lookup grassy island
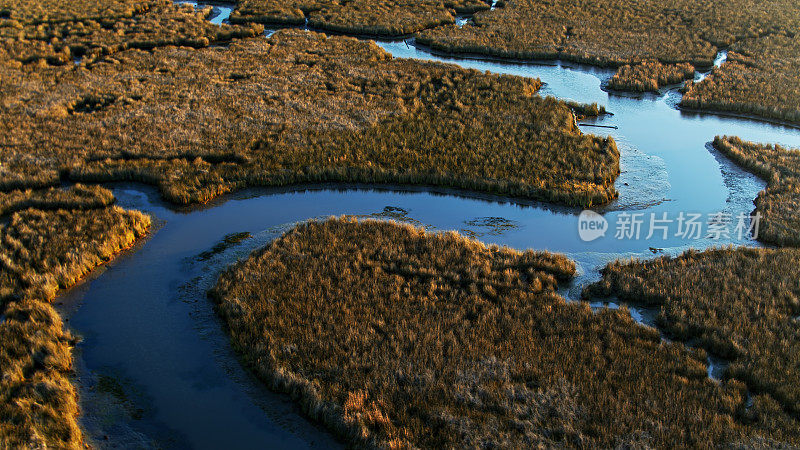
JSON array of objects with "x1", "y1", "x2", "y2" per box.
[
  {"x1": 1, "y1": 29, "x2": 620, "y2": 207},
  {"x1": 210, "y1": 218, "x2": 800, "y2": 448},
  {"x1": 0, "y1": 186, "x2": 150, "y2": 448},
  {"x1": 607, "y1": 60, "x2": 695, "y2": 93}
]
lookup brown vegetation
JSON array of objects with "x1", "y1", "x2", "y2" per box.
[
  {"x1": 682, "y1": 34, "x2": 800, "y2": 124},
  {"x1": 0, "y1": 188, "x2": 150, "y2": 447},
  {"x1": 210, "y1": 218, "x2": 800, "y2": 448},
  {"x1": 231, "y1": 0, "x2": 490, "y2": 36},
  {"x1": 713, "y1": 136, "x2": 800, "y2": 247},
  {"x1": 0, "y1": 184, "x2": 114, "y2": 216},
  {"x1": 0, "y1": 0, "x2": 263, "y2": 65},
  {"x1": 1, "y1": 30, "x2": 620, "y2": 207},
  {"x1": 416, "y1": 0, "x2": 800, "y2": 122},
  {"x1": 608, "y1": 60, "x2": 695, "y2": 93},
  {"x1": 585, "y1": 247, "x2": 800, "y2": 421}
]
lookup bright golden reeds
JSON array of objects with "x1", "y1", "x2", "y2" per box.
[{"x1": 0, "y1": 188, "x2": 151, "y2": 447}]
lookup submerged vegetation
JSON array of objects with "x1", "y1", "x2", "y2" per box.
[
  {"x1": 232, "y1": 0, "x2": 490, "y2": 35},
  {"x1": 585, "y1": 247, "x2": 800, "y2": 421},
  {"x1": 0, "y1": 0, "x2": 263, "y2": 65},
  {"x1": 1, "y1": 30, "x2": 620, "y2": 207},
  {"x1": 415, "y1": 0, "x2": 800, "y2": 123},
  {"x1": 0, "y1": 191, "x2": 150, "y2": 447},
  {"x1": 713, "y1": 136, "x2": 800, "y2": 247},
  {"x1": 210, "y1": 218, "x2": 800, "y2": 448}
]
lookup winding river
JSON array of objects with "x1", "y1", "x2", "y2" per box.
[{"x1": 54, "y1": 3, "x2": 800, "y2": 448}]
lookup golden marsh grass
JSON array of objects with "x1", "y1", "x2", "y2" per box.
[
  {"x1": 210, "y1": 218, "x2": 800, "y2": 447},
  {"x1": 0, "y1": 194, "x2": 150, "y2": 447},
  {"x1": 1, "y1": 30, "x2": 620, "y2": 207}
]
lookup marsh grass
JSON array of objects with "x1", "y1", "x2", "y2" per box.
[
  {"x1": 416, "y1": 0, "x2": 800, "y2": 122},
  {"x1": 231, "y1": 0, "x2": 490, "y2": 36},
  {"x1": 0, "y1": 0, "x2": 263, "y2": 65},
  {"x1": 585, "y1": 247, "x2": 800, "y2": 422},
  {"x1": 682, "y1": 34, "x2": 800, "y2": 125},
  {"x1": 713, "y1": 136, "x2": 800, "y2": 247},
  {"x1": 0, "y1": 184, "x2": 114, "y2": 216},
  {"x1": 0, "y1": 203, "x2": 150, "y2": 447},
  {"x1": 608, "y1": 60, "x2": 695, "y2": 93},
  {"x1": 1, "y1": 30, "x2": 620, "y2": 207},
  {"x1": 210, "y1": 218, "x2": 800, "y2": 447}
]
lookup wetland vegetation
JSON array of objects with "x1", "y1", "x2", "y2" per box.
[
  {"x1": 713, "y1": 136, "x2": 800, "y2": 247},
  {"x1": 210, "y1": 218, "x2": 800, "y2": 448},
  {"x1": 231, "y1": 0, "x2": 491, "y2": 35},
  {"x1": 1, "y1": 29, "x2": 620, "y2": 207},
  {"x1": 0, "y1": 0, "x2": 262, "y2": 65},
  {"x1": 585, "y1": 247, "x2": 800, "y2": 427},
  {"x1": 0, "y1": 188, "x2": 150, "y2": 447},
  {"x1": 415, "y1": 0, "x2": 800, "y2": 123}
]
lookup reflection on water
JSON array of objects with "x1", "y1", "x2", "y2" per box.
[{"x1": 58, "y1": 6, "x2": 800, "y2": 448}]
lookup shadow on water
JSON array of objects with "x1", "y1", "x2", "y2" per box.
[{"x1": 53, "y1": 4, "x2": 800, "y2": 447}]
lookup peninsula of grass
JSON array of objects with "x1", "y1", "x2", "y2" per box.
[
  {"x1": 713, "y1": 136, "x2": 800, "y2": 247},
  {"x1": 415, "y1": 0, "x2": 800, "y2": 123},
  {"x1": 0, "y1": 0, "x2": 263, "y2": 65},
  {"x1": 209, "y1": 217, "x2": 800, "y2": 448},
  {"x1": 1, "y1": 30, "x2": 620, "y2": 207},
  {"x1": 231, "y1": 0, "x2": 490, "y2": 36},
  {"x1": 0, "y1": 191, "x2": 151, "y2": 448}
]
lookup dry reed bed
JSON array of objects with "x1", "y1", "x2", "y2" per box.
[
  {"x1": 584, "y1": 247, "x2": 800, "y2": 422},
  {"x1": 0, "y1": 30, "x2": 620, "y2": 207},
  {"x1": 209, "y1": 217, "x2": 800, "y2": 447},
  {"x1": 0, "y1": 191, "x2": 151, "y2": 447},
  {"x1": 0, "y1": 184, "x2": 114, "y2": 216},
  {"x1": 682, "y1": 34, "x2": 800, "y2": 125},
  {"x1": 415, "y1": 0, "x2": 800, "y2": 122},
  {"x1": 607, "y1": 60, "x2": 695, "y2": 93},
  {"x1": 713, "y1": 136, "x2": 800, "y2": 247},
  {"x1": 0, "y1": 0, "x2": 263, "y2": 65},
  {"x1": 231, "y1": 0, "x2": 490, "y2": 36}
]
